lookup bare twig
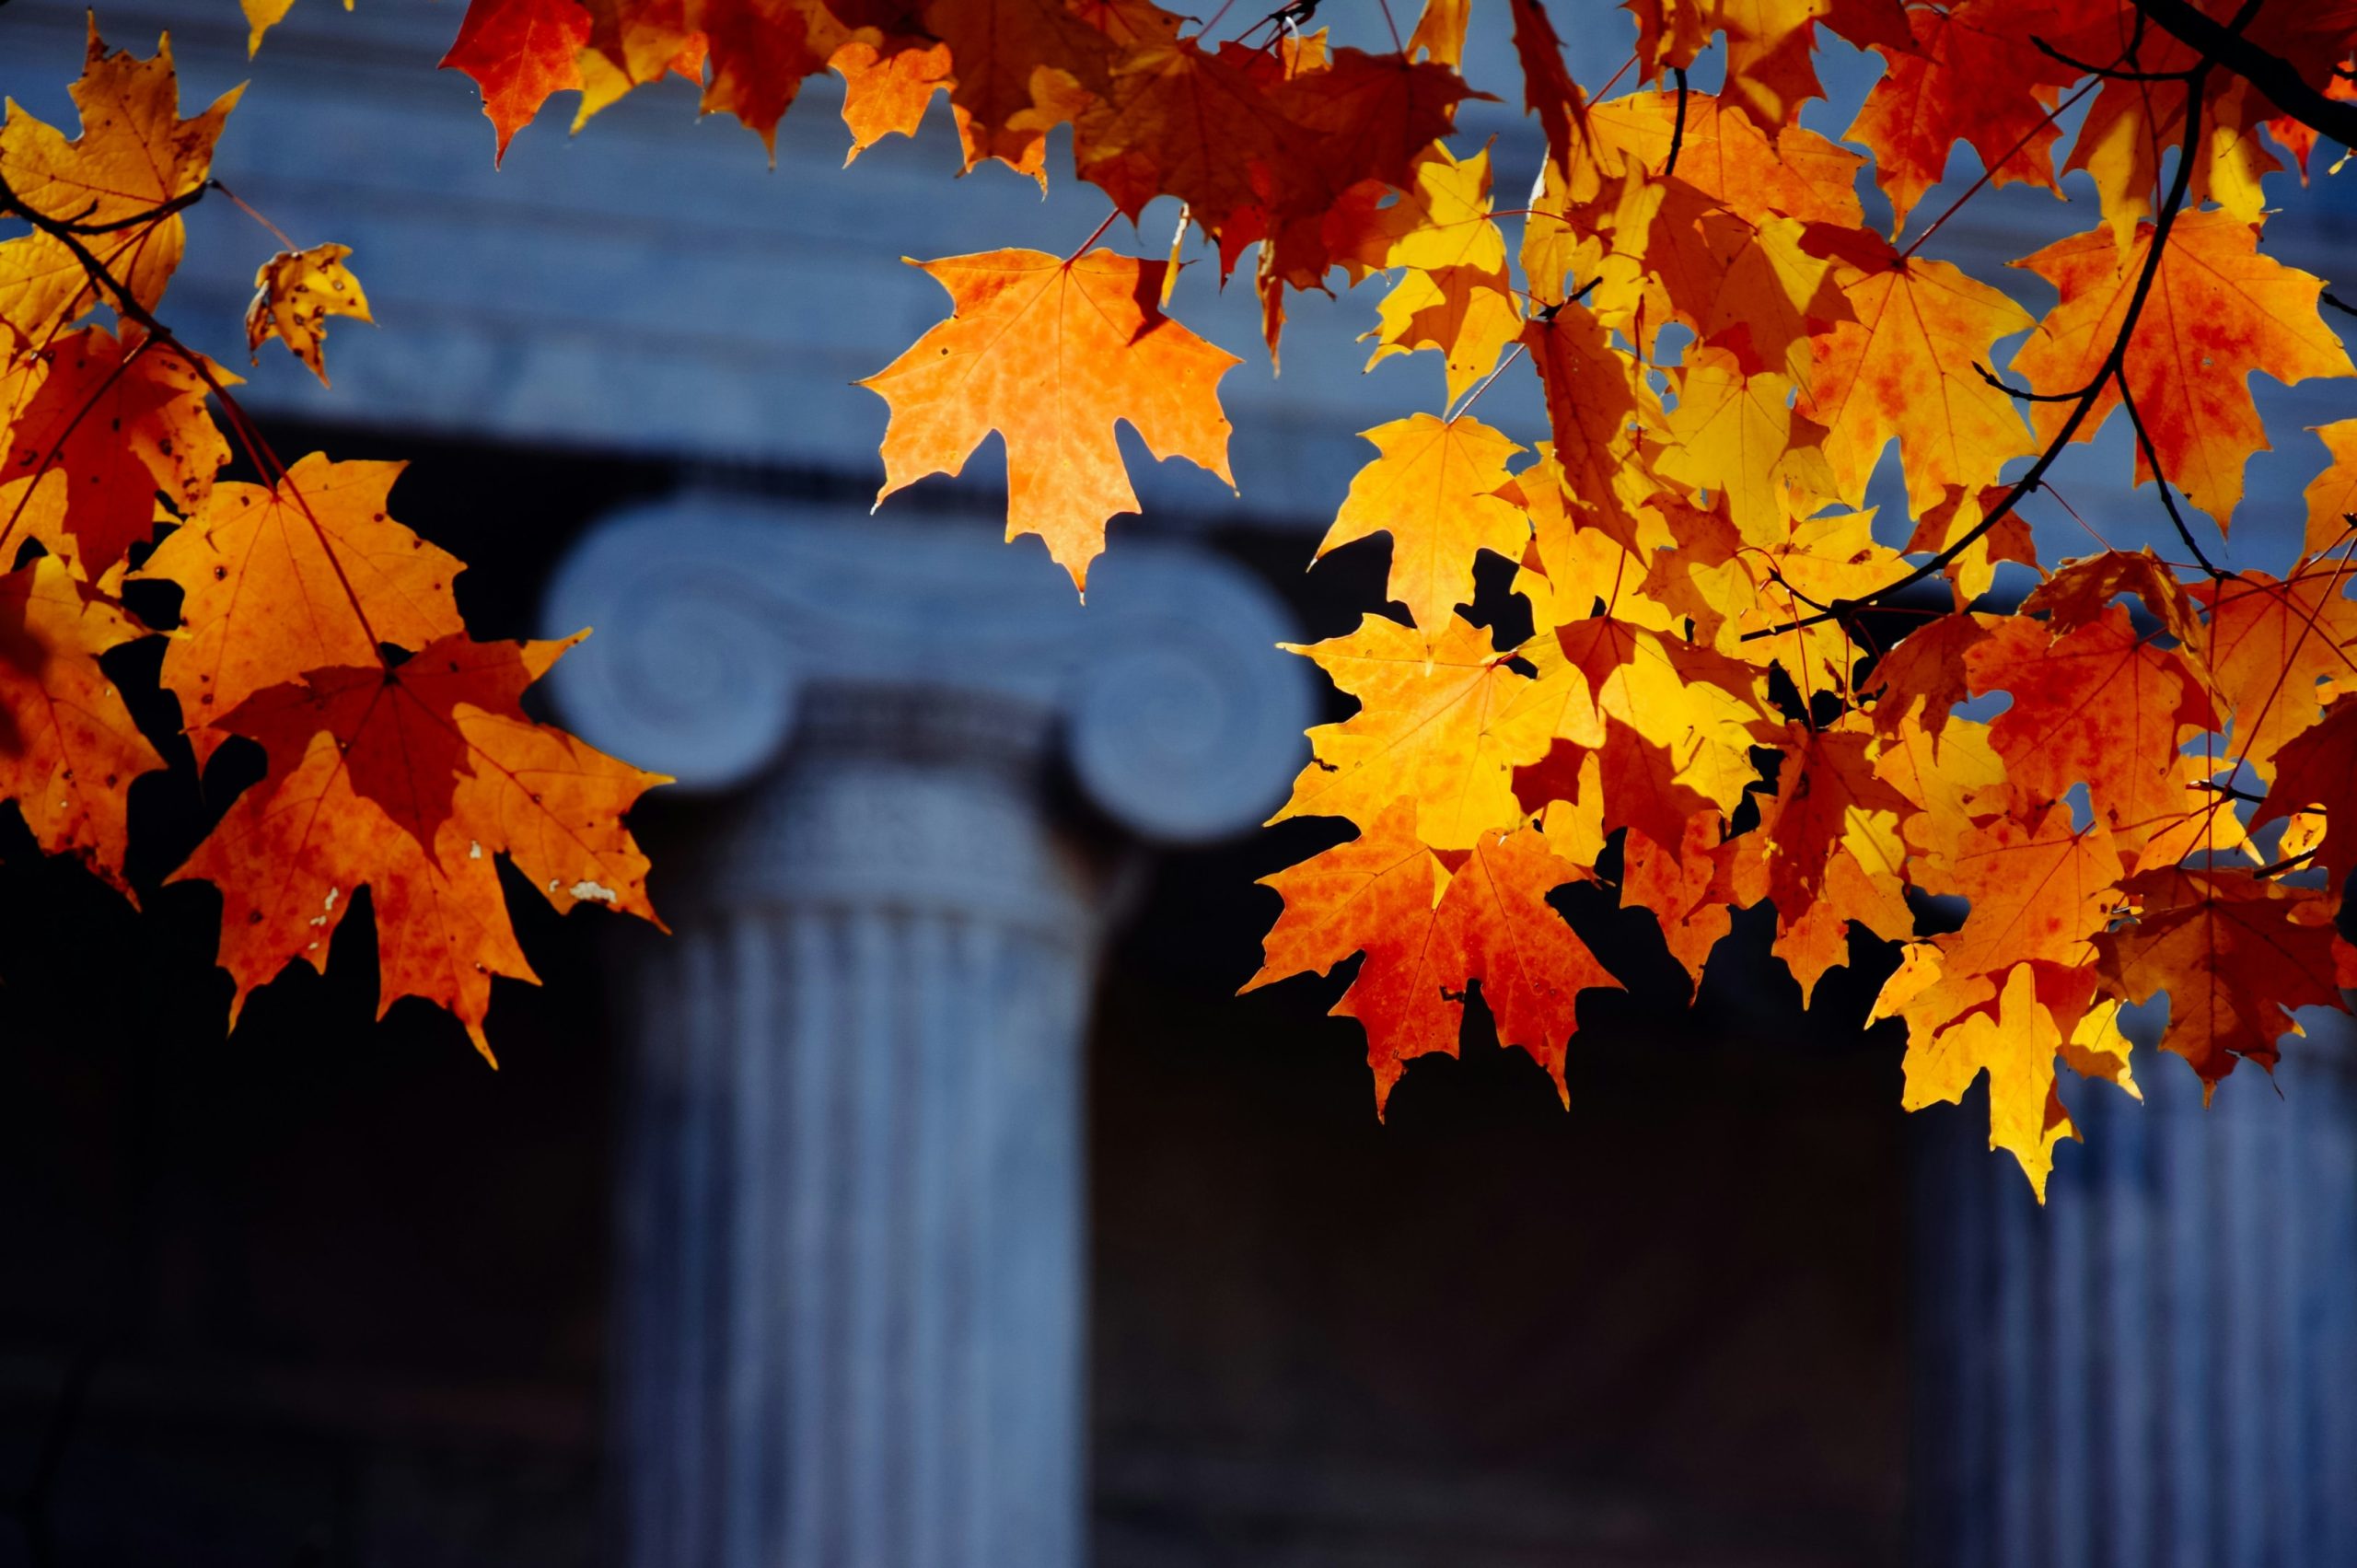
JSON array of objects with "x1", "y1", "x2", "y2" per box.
[
  {"x1": 1662, "y1": 68, "x2": 1689, "y2": 180},
  {"x1": 2253, "y1": 844, "x2": 2322, "y2": 879},
  {"x1": 2032, "y1": 34, "x2": 2195, "y2": 81},
  {"x1": 32, "y1": 182, "x2": 209, "y2": 235},
  {"x1": 1977, "y1": 361, "x2": 2087, "y2": 403},
  {"x1": 1742, "y1": 3, "x2": 2256, "y2": 644},
  {"x1": 2113, "y1": 372, "x2": 2225, "y2": 577},
  {"x1": 2131, "y1": 0, "x2": 2357, "y2": 150}
]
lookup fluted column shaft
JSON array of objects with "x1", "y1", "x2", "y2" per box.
[
  {"x1": 617, "y1": 687, "x2": 1094, "y2": 1568},
  {"x1": 1912, "y1": 1027, "x2": 2357, "y2": 1568},
  {"x1": 543, "y1": 499, "x2": 1310, "y2": 1568}
]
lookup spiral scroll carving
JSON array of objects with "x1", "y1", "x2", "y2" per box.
[
  {"x1": 541, "y1": 493, "x2": 1311, "y2": 842},
  {"x1": 1067, "y1": 548, "x2": 1311, "y2": 842}
]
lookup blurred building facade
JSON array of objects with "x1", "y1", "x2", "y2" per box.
[{"x1": 0, "y1": 3, "x2": 2353, "y2": 1566}]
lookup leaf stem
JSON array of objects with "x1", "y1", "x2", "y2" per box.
[
  {"x1": 1066, "y1": 207, "x2": 1120, "y2": 264},
  {"x1": 1900, "y1": 77, "x2": 2098, "y2": 261}
]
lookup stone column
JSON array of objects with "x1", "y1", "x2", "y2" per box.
[
  {"x1": 1911, "y1": 1019, "x2": 2357, "y2": 1568},
  {"x1": 541, "y1": 496, "x2": 1312, "y2": 1568}
]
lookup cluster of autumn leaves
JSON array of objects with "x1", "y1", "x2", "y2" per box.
[
  {"x1": 0, "y1": 24, "x2": 664, "y2": 1058},
  {"x1": 12, "y1": 0, "x2": 2357, "y2": 1194}
]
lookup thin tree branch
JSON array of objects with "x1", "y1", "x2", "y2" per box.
[
  {"x1": 1662, "y1": 67, "x2": 1689, "y2": 180},
  {"x1": 2131, "y1": 0, "x2": 2357, "y2": 150},
  {"x1": 29, "y1": 182, "x2": 210, "y2": 235},
  {"x1": 2113, "y1": 370, "x2": 2225, "y2": 577},
  {"x1": 2190, "y1": 779, "x2": 2267, "y2": 806},
  {"x1": 1743, "y1": 3, "x2": 2255, "y2": 644},
  {"x1": 2253, "y1": 844, "x2": 2321, "y2": 879},
  {"x1": 1977, "y1": 361, "x2": 2088, "y2": 403},
  {"x1": 2032, "y1": 34, "x2": 2195, "y2": 81}
]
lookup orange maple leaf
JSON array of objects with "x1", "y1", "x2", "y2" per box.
[
  {"x1": 1842, "y1": 0, "x2": 2107, "y2": 233},
  {"x1": 1248, "y1": 800, "x2": 1620, "y2": 1110},
  {"x1": 0, "y1": 518, "x2": 163, "y2": 891},
  {"x1": 136, "y1": 454, "x2": 468, "y2": 763},
  {"x1": 1801, "y1": 228, "x2": 2036, "y2": 521},
  {"x1": 1276, "y1": 612, "x2": 1596, "y2": 850},
  {"x1": 1939, "y1": 802, "x2": 2123, "y2": 980},
  {"x1": 2193, "y1": 566, "x2": 2357, "y2": 779},
  {"x1": 2299, "y1": 418, "x2": 2357, "y2": 562},
  {"x1": 5, "y1": 325, "x2": 233, "y2": 574},
  {"x1": 1964, "y1": 606, "x2": 2219, "y2": 866},
  {"x1": 182, "y1": 633, "x2": 666, "y2": 1059},
  {"x1": 861, "y1": 248, "x2": 1240, "y2": 591},
  {"x1": 1318, "y1": 414, "x2": 1528, "y2": 633},
  {"x1": 0, "y1": 22, "x2": 241, "y2": 343},
  {"x1": 2011, "y1": 210, "x2": 2356, "y2": 527}
]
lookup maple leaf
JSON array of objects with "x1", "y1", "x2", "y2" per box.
[
  {"x1": 1619, "y1": 809, "x2": 1745, "y2": 991},
  {"x1": 861, "y1": 248, "x2": 1240, "y2": 591},
  {"x1": 1874, "y1": 711, "x2": 2006, "y2": 893},
  {"x1": 1353, "y1": 145, "x2": 1522, "y2": 403},
  {"x1": 2010, "y1": 210, "x2": 2356, "y2": 528},
  {"x1": 1516, "y1": 715, "x2": 1713, "y2": 860},
  {"x1": 1755, "y1": 721, "x2": 1913, "y2": 1000},
  {"x1": 1963, "y1": 606, "x2": 2219, "y2": 867},
  {"x1": 2019, "y1": 548, "x2": 2212, "y2": 678},
  {"x1": 1938, "y1": 802, "x2": 2123, "y2": 981},
  {"x1": 1519, "y1": 300, "x2": 1657, "y2": 554},
  {"x1": 242, "y1": 0, "x2": 304, "y2": 56},
  {"x1": 2096, "y1": 868, "x2": 2353, "y2": 1096},
  {"x1": 1508, "y1": 0, "x2": 1595, "y2": 213},
  {"x1": 572, "y1": 0, "x2": 710, "y2": 130},
  {"x1": 1625, "y1": 0, "x2": 1831, "y2": 129},
  {"x1": 926, "y1": 0, "x2": 1120, "y2": 177},
  {"x1": 1585, "y1": 89, "x2": 1864, "y2": 226},
  {"x1": 1274, "y1": 612, "x2": 1597, "y2": 850},
  {"x1": 1407, "y1": 0, "x2": 1470, "y2": 66},
  {"x1": 1703, "y1": 507, "x2": 1901, "y2": 701},
  {"x1": 245, "y1": 244, "x2": 373, "y2": 386},
  {"x1": 2299, "y1": 418, "x2": 2357, "y2": 562},
  {"x1": 1696, "y1": 212, "x2": 1851, "y2": 385},
  {"x1": 1248, "y1": 799, "x2": 1620, "y2": 1109},
  {"x1": 833, "y1": 39, "x2": 955, "y2": 160},
  {"x1": 2055, "y1": 3, "x2": 2357, "y2": 250},
  {"x1": 1800, "y1": 227, "x2": 2037, "y2": 522},
  {"x1": 181, "y1": 633, "x2": 666, "y2": 1058},
  {"x1": 1318, "y1": 414, "x2": 1528, "y2": 633},
  {"x1": 2193, "y1": 566, "x2": 2357, "y2": 779},
  {"x1": 136, "y1": 454, "x2": 468, "y2": 763},
  {"x1": 702, "y1": 0, "x2": 865, "y2": 156},
  {"x1": 2256, "y1": 694, "x2": 2357, "y2": 892},
  {"x1": 1890, "y1": 959, "x2": 2081, "y2": 1199},
  {"x1": 1868, "y1": 613, "x2": 1996, "y2": 739},
  {"x1": 1655, "y1": 347, "x2": 1837, "y2": 541},
  {"x1": 2265, "y1": 69, "x2": 2357, "y2": 180},
  {"x1": 1551, "y1": 615, "x2": 1771, "y2": 821},
  {"x1": 0, "y1": 502, "x2": 163, "y2": 891},
  {"x1": 0, "y1": 23, "x2": 241, "y2": 343},
  {"x1": 4, "y1": 325, "x2": 233, "y2": 575},
  {"x1": 1843, "y1": 0, "x2": 2107, "y2": 234},
  {"x1": 441, "y1": 0, "x2": 594, "y2": 162}
]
